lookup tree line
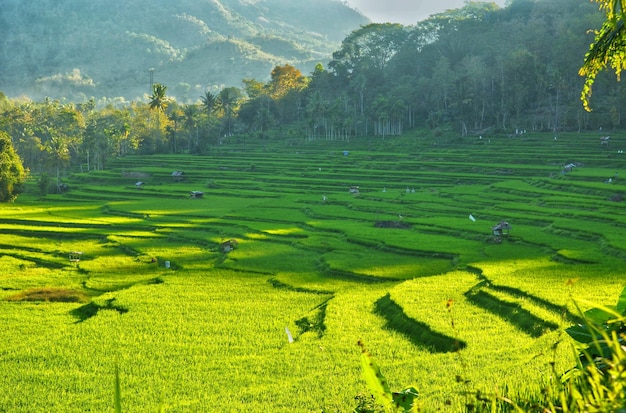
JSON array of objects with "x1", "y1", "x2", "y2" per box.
[{"x1": 0, "y1": 0, "x2": 623, "y2": 198}]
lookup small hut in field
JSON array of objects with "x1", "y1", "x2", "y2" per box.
[
  {"x1": 491, "y1": 221, "x2": 511, "y2": 243},
  {"x1": 172, "y1": 171, "x2": 185, "y2": 182},
  {"x1": 69, "y1": 251, "x2": 82, "y2": 264},
  {"x1": 221, "y1": 239, "x2": 238, "y2": 253}
]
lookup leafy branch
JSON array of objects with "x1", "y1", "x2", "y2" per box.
[{"x1": 580, "y1": 0, "x2": 626, "y2": 111}]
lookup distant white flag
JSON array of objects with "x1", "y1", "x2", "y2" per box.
[
  {"x1": 469, "y1": 214, "x2": 476, "y2": 222},
  {"x1": 285, "y1": 327, "x2": 294, "y2": 343}
]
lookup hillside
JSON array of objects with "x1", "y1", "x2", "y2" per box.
[{"x1": 0, "y1": 0, "x2": 369, "y2": 102}]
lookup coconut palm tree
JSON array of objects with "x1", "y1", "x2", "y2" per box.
[
  {"x1": 44, "y1": 134, "x2": 70, "y2": 192},
  {"x1": 200, "y1": 91, "x2": 217, "y2": 116},
  {"x1": 183, "y1": 104, "x2": 200, "y2": 152},
  {"x1": 148, "y1": 83, "x2": 169, "y2": 150},
  {"x1": 149, "y1": 83, "x2": 168, "y2": 113},
  {"x1": 216, "y1": 87, "x2": 243, "y2": 137}
]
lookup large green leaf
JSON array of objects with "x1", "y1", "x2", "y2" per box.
[
  {"x1": 566, "y1": 287, "x2": 625, "y2": 345},
  {"x1": 583, "y1": 307, "x2": 613, "y2": 325},
  {"x1": 393, "y1": 387, "x2": 419, "y2": 412},
  {"x1": 358, "y1": 340, "x2": 393, "y2": 408},
  {"x1": 565, "y1": 323, "x2": 596, "y2": 344}
]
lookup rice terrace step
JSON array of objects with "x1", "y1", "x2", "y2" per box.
[{"x1": 0, "y1": 132, "x2": 624, "y2": 411}]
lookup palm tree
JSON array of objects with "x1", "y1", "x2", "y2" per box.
[
  {"x1": 148, "y1": 83, "x2": 169, "y2": 149},
  {"x1": 183, "y1": 104, "x2": 200, "y2": 152},
  {"x1": 168, "y1": 109, "x2": 183, "y2": 154},
  {"x1": 149, "y1": 83, "x2": 168, "y2": 113},
  {"x1": 305, "y1": 91, "x2": 327, "y2": 141},
  {"x1": 200, "y1": 91, "x2": 217, "y2": 116},
  {"x1": 216, "y1": 87, "x2": 242, "y2": 137},
  {"x1": 44, "y1": 134, "x2": 70, "y2": 192}
]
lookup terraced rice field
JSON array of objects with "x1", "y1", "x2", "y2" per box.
[{"x1": 0, "y1": 131, "x2": 624, "y2": 411}]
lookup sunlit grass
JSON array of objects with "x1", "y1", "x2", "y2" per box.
[
  {"x1": 0, "y1": 133, "x2": 625, "y2": 411},
  {"x1": 324, "y1": 249, "x2": 451, "y2": 280}
]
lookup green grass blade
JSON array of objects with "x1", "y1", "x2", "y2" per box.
[{"x1": 114, "y1": 364, "x2": 122, "y2": 413}]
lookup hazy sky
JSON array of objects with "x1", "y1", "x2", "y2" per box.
[{"x1": 345, "y1": 0, "x2": 508, "y2": 26}]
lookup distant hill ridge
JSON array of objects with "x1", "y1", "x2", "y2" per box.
[{"x1": 0, "y1": 0, "x2": 369, "y2": 102}]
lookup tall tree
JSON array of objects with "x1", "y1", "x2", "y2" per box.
[
  {"x1": 167, "y1": 107, "x2": 183, "y2": 154},
  {"x1": 328, "y1": 23, "x2": 409, "y2": 133},
  {"x1": 82, "y1": 107, "x2": 131, "y2": 171},
  {"x1": 242, "y1": 79, "x2": 266, "y2": 100},
  {"x1": 268, "y1": 65, "x2": 308, "y2": 100},
  {"x1": 43, "y1": 134, "x2": 70, "y2": 192},
  {"x1": 147, "y1": 84, "x2": 170, "y2": 152},
  {"x1": 199, "y1": 91, "x2": 219, "y2": 150},
  {"x1": 0, "y1": 130, "x2": 27, "y2": 202},
  {"x1": 182, "y1": 104, "x2": 200, "y2": 152},
  {"x1": 149, "y1": 83, "x2": 169, "y2": 113},
  {"x1": 216, "y1": 87, "x2": 243, "y2": 137},
  {"x1": 267, "y1": 65, "x2": 308, "y2": 124},
  {"x1": 200, "y1": 91, "x2": 217, "y2": 116}
]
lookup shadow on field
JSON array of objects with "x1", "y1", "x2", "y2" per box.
[
  {"x1": 464, "y1": 287, "x2": 559, "y2": 337},
  {"x1": 267, "y1": 278, "x2": 333, "y2": 295},
  {"x1": 374, "y1": 293, "x2": 466, "y2": 353},
  {"x1": 268, "y1": 278, "x2": 332, "y2": 340},
  {"x1": 70, "y1": 298, "x2": 128, "y2": 322},
  {"x1": 0, "y1": 249, "x2": 66, "y2": 269},
  {"x1": 295, "y1": 300, "x2": 329, "y2": 338},
  {"x1": 486, "y1": 282, "x2": 583, "y2": 325}
]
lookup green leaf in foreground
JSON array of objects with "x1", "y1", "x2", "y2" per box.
[
  {"x1": 566, "y1": 286, "x2": 626, "y2": 346},
  {"x1": 392, "y1": 387, "x2": 419, "y2": 411},
  {"x1": 358, "y1": 340, "x2": 393, "y2": 408},
  {"x1": 358, "y1": 340, "x2": 418, "y2": 411}
]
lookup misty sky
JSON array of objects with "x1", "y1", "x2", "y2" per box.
[{"x1": 345, "y1": 0, "x2": 508, "y2": 25}]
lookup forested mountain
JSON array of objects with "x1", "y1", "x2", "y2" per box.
[{"x1": 0, "y1": 0, "x2": 369, "y2": 102}]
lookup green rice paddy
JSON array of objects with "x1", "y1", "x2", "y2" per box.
[{"x1": 0, "y1": 131, "x2": 624, "y2": 411}]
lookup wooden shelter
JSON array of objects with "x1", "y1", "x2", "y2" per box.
[
  {"x1": 172, "y1": 171, "x2": 185, "y2": 182},
  {"x1": 221, "y1": 239, "x2": 238, "y2": 253},
  {"x1": 189, "y1": 191, "x2": 204, "y2": 199},
  {"x1": 491, "y1": 221, "x2": 511, "y2": 243},
  {"x1": 69, "y1": 251, "x2": 82, "y2": 263}
]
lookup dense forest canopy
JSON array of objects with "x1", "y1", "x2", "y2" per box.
[{"x1": 0, "y1": 0, "x2": 623, "y2": 190}]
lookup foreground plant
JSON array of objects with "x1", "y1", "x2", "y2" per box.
[
  {"x1": 354, "y1": 286, "x2": 626, "y2": 413},
  {"x1": 357, "y1": 340, "x2": 419, "y2": 412},
  {"x1": 557, "y1": 286, "x2": 626, "y2": 412}
]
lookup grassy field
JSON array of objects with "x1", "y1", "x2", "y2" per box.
[{"x1": 0, "y1": 130, "x2": 625, "y2": 412}]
